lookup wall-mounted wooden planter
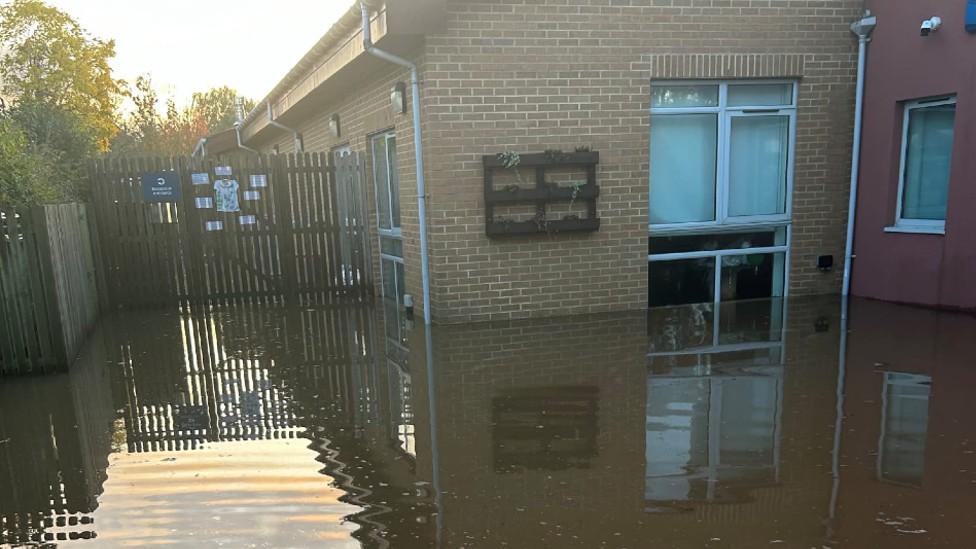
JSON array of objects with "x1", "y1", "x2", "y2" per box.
[{"x1": 483, "y1": 151, "x2": 601, "y2": 237}]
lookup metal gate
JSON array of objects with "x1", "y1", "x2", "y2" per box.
[{"x1": 89, "y1": 153, "x2": 373, "y2": 309}]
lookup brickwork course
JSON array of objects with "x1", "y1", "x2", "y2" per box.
[{"x1": 230, "y1": 0, "x2": 866, "y2": 323}]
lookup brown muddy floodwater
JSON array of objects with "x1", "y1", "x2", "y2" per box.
[{"x1": 1, "y1": 297, "x2": 975, "y2": 548}]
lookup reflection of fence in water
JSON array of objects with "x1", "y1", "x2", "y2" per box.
[
  {"x1": 0, "y1": 343, "x2": 114, "y2": 545},
  {"x1": 115, "y1": 303, "x2": 378, "y2": 453}
]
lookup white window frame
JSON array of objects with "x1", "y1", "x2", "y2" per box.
[
  {"x1": 647, "y1": 225, "x2": 792, "y2": 305},
  {"x1": 371, "y1": 131, "x2": 405, "y2": 305},
  {"x1": 891, "y1": 96, "x2": 956, "y2": 234},
  {"x1": 371, "y1": 131, "x2": 401, "y2": 239},
  {"x1": 649, "y1": 80, "x2": 798, "y2": 234},
  {"x1": 876, "y1": 372, "x2": 931, "y2": 487}
]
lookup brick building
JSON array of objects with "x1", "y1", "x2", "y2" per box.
[{"x1": 208, "y1": 0, "x2": 864, "y2": 323}]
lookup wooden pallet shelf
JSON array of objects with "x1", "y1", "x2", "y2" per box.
[{"x1": 483, "y1": 151, "x2": 601, "y2": 237}]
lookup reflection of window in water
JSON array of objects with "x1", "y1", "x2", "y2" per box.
[
  {"x1": 878, "y1": 373, "x2": 931, "y2": 487},
  {"x1": 645, "y1": 373, "x2": 781, "y2": 504},
  {"x1": 388, "y1": 363, "x2": 416, "y2": 458},
  {"x1": 648, "y1": 298, "x2": 785, "y2": 376}
]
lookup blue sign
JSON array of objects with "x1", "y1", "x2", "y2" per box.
[{"x1": 142, "y1": 171, "x2": 182, "y2": 202}]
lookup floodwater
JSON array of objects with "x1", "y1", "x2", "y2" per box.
[{"x1": 1, "y1": 297, "x2": 975, "y2": 548}]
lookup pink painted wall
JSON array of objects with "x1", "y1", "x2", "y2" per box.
[{"x1": 852, "y1": 0, "x2": 976, "y2": 309}]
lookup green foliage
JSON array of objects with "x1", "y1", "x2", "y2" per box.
[
  {"x1": 0, "y1": 0, "x2": 124, "y2": 151},
  {"x1": 0, "y1": 116, "x2": 58, "y2": 209},
  {"x1": 113, "y1": 76, "x2": 253, "y2": 156},
  {"x1": 9, "y1": 100, "x2": 95, "y2": 200},
  {"x1": 192, "y1": 86, "x2": 256, "y2": 133}
]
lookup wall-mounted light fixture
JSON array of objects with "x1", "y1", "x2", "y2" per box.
[
  {"x1": 329, "y1": 113, "x2": 341, "y2": 138},
  {"x1": 391, "y1": 82, "x2": 407, "y2": 115}
]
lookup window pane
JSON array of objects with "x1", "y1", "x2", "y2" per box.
[
  {"x1": 380, "y1": 236, "x2": 403, "y2": 258},
  {"x1": 649, "y1": 228, "x2": 785, "y2": 255},
  {"x1": 372, "y1": 136, "x2": 391, "y2": 230},
  {"x1": 727, "y1": 84, "x2": 793, "y2": 107},
  {"x1": 382, "y1": 257, "x2": 397, "y2": 300},
  {"x1": 728, "y1": 115, "x2": 789, "y2": 217},
  {"x1": 652, "y1": 84, "x2": 719, "y2": 108},
  {"x1": 386, "y1": 136, "x2": 402, "y2": 228},
  {"x1": 720, "y1": 252, "x2": 786, "y2": 302},
  {"x1": 717, "y1": 297, "x2": 785, "y2": 345},
  {"x1": 649, "y1": 257, "x2": 716, "y2": 307},
  {"x1": 395, "y1": 261, "x2": 406, "y2": 303},
  {"x1": 650, "y1": 114, "x2": 718, "y2": 224},
  {"x1": 902, "y1": 104, "x2": 955, "y2": 221}
]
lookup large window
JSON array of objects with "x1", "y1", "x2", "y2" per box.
[
  {"x1": 650, "y1": 81, "x2": 795, "y2": 228},
  {"x1": 893, "y1": 97, "x2": 956, "y2": 233},
  {"x1": 371, "y1": 131, "x2": 405, "y2": 305},
  {"x1": 649, "y1": 82, "x2": 795, "y2": 308}
]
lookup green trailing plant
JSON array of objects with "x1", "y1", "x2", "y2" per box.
[
  {"x1": 497, "y1": 151, "x2": 524, "y2": 186},
  {"x1": 574, "y1": 145, "x2": 591, "y2": 153},
  {"x1": 568, "y1": 182, "x2": 583, "y2": 211}
]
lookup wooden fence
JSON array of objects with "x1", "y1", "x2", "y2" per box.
[
  {"x1": 0, "y1": 204, "x2": 99, "y2": 375},
  {"x1": 89, "y1": 153, "x2": 372, "y2": 310}
]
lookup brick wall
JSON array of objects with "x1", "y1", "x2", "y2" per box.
[
  {"x1": 421, "y1": 0, "x2": 862, "y2": 322},
  {"x1": 257, "y1": 0, "x2": 863, "y2": 323}
]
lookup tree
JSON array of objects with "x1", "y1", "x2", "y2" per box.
[
  {"x1": 113, "y1": 77, "x2": 253, "y2": 156},
  {"x1": 0, "y1": 115, "x2": 58, "y2": 209},
  {"x1": 0, "y1": 0, "x2": 124, "y2": 151},
  {"x1": 9, "y1": 100, "x2": 96, "y2": 200},
  {"x1": 192, "y1": 86, "x2": 255, "y2": 133}
]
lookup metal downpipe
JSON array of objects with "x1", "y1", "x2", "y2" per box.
[{"x1": 360, "y1": 2, "x2": 433, "y2": 326}]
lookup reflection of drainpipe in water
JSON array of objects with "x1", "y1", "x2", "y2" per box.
[
  {"x1": 360, "y1": 1, "x2": 432, "y2": 326},
  {"x1": 266, "y1": 102, "x2": 304, "y2": 153}
]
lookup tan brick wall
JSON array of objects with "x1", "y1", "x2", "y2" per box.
[
  {"x1": 420, "y1": 0, "x2": 862, "y2": 322},
  {"x1": 256, "y1": 0, "x2": 863, "y2": 323}
]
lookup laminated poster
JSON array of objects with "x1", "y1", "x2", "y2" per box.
[{"x1": 250, "y1": 174, "x2": 268, "y2": 188}]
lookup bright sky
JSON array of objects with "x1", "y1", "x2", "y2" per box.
[{"x1": 44, "y1": 0, "x2": 353, "y2": 107}]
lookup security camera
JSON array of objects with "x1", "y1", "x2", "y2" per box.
[{"x1": 920, "y1": 16, "x2": 942, "y2": 36}]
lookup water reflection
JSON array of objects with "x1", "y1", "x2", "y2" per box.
[{"x1": 1, "y1": 297, "x2": 975, "y2": 547}]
